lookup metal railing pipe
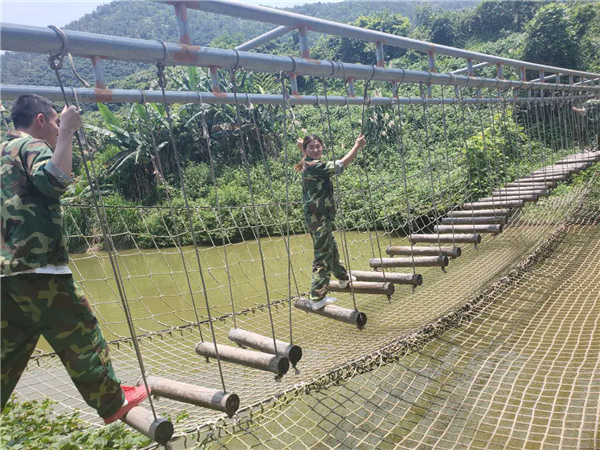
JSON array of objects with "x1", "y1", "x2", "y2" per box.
[
  {"x1": 173, "y1": 0, "x2": 600, "y2": 78},
  {"x1": 0, "y1": 84, "x2": 589, "y2": 106},
  {"x1": 451, "y1": 62, "x2": 488, "y2": 75},
  {"x1": 2, "y1": 24, "x2": 598, "y2": 93},
  {"x1": 236, "y1": 26, "x2": 293, "y2": 51}
]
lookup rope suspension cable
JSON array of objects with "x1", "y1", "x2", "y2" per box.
[
  {"x1": 45, "y1": 26, "x2": 159, "y2": 421},
  {"x1": 417, "y1": 82, "x2": 444, "y2": 255},
  {"x1": 439, "y1": 83, "x2": 457, "y2": 249},
  {"x1": 135, "y1": 91, "x2": 209, "y2": 338},
  {"x1": 474, "y1": 83, "x2": 498, "y2": 215},
  {"x1": 246, "y1": 73, "x2": 302, "y2": 304},
  {"x1": 499, "y1": 88, "x2": 521, "y2": 195},
  {"x1": 195, "y1": 95, "x2": 239, "y2": 330},
  {"x1": 318, "y1": 73, "x2": 358, "y2": 310},
  {"x1": 278, "y1": 72, "x2": 298, "y2": 346},
  {"x1": 485, "y1": 87, "x2": 504, "y2": 222},
  {"x1": 357, "y1": 74, "x2": 392, "y2": 272},
  {"x1": 229, "y1": 67, "x2": 280, "y2": 357},
  {"x1": 154, "y1": 58, "x2": 227, "y2": 393},
  {"x1": 454, "y1": 85, "x2": 478, "y2": 232},
  {"x1": 532, "y1": 90, "x2": 549, "y2": 180},
  {"x1": 341, "y1": 66, "x2": 388, "y2": 278},
  {"x1": 393, "y1": 80, "x2": 419, "y2": 281}
]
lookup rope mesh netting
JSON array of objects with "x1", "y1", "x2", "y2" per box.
[{"x1": 9, "y1": 85, "x2": 600, "y2": 449}]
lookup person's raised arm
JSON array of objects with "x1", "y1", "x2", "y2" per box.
[
  {"x1": 51, "y1": 105, "x2": 83, "y2": 176},
  {"x1": 340, "y1": 134, "x2": 366, "y2": 168}
]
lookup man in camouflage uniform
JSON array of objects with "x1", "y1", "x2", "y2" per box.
[
  {"x1": 298, "y1": 134, "x2": 365, "y2": 310},
  {"x1": 1, "y1": 94, "x2": 147, "y2": 424}
]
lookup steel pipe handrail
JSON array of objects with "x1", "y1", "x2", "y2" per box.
[
  {"x1": 236, "y1": 26, "x2": 293, "y2": 51},
  {"x1": 168, "y1": 0, "x2": 600, "y2": 78},
  {"x1": 2, "y1": 24, "x2": 599, "y2": 93},
  {"x1": 451, "y1": 62, "x2": 488, "y2": 75},
  {"x1": 0, "y1": 84, "x2": 591, "y2": 106}
]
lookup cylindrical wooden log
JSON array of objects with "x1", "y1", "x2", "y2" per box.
[
  {"x1": 328, "y1": 280, "x2": 395, "y2": 296},
  {"x1": 493, "y1": 189, "x2": 548, "y2": 196},
  {"x1": 141, "y1": 376, "x2": 239, "y2": 417},
  {"x1": 386, "y1": 245, "x2": 461, "y2": 258},
  {"x1": 195, "y1": 342, "x2": 289, "y2": 377},
  {"x1": 518, "y1": 175, "x2": 568, "y2": 181},
  {"x1": 294, "y1": 298, "x2": 367, "y2": 328},
  {"x1": 228, "y1": 328, "x2": 302, "y2": 366},
  {"x1": 505, "y1": 181, "x2": 556, "y2": 188},
  {"x1": 557, "y1": 158, "x2": 597, "y2": 164},
  {"x1": 434, "y1": 224, "x2": 502, "y2": 234},
  {"x1": 463, "y1": 200, "x2": 523, "y2": 209},
  {"x1": 121, "y1": 406, "x2": 174, "y2": 445},
  {"x1": 448, "y1": 209, "x2": 510, "y2": 217},
  {"x1": 369, "y1": 255, "x2": 448, "y2": 268},
  {"x1": 350, "y1": 269, "x2": 423, "y2": 285},
  {"x1": 410, "y1": 233, "x2": 481, "y2": 244},
  {"x1": 441, "y1": 216, "x2": 505, "y2": 225},
  {"x1": 480, "y1": 194, "x2": 538, "y2": 202}
]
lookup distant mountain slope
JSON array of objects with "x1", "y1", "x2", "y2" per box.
[{"x1": 0, "y1": 0, "x2": 477, "y2": 88}]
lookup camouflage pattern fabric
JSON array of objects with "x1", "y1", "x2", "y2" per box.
[
  {"x1": 1, "y1": 131, "x2": 70, "y2": 276},
  {"x1": 301, "y1": 157, "x2": 348, "y2": 301},
  {"x1": 1, "y1": 273, "x2": 124, "y2": 418},
  {"x1": 309, "y1": 220, "x2": 349, "y2": 301},
  {"x1": 301, "y1": 156, "x2": 344, "y2": 232}
]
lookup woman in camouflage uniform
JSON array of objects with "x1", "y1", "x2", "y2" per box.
[{"x1": 295, "y1": 134, "x2": 366, "y2": 310}]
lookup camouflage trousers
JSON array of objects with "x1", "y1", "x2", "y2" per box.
[
  {"x1": 310, "y1": 220, "x2": 349, "y2": 301},
  {"x1": 1, "y1": 274, "x2": 124, "y2": 418}
]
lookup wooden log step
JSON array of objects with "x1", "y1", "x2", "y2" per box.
[
  {"x1": 493, "y1": 188, "x2": 548, "y2": 195},
  {"x1": 195, "y1": 342, "x2": 289, "y2": 378},
  {"x1": 294, "y1": 298, "x2": 367, "y2": 329},
  {"x1": 228, "y1": 328, "x2": 302, "y2": 366},
  {"x1": 463, "y1": 200, "x2": 523, "y2": 209},
  {"x1": 448, "y1": 209, "x2": 510, "y2": 217},
  {"x1": 350, "y1": 269, "x2": 423, "y2": 285},
  {"x1": 122, "y1": 407, "x2": 174, "y2": 445},
  {"x1": 410, "y1": 233, "x2": 482, "y2": 244},
  {"x1": 518, "y1": 174, "x2": 568, "y2": 181},
  {"x1": 141, "y1": 376, "x2": 239, "y2": 417},
  {"x1": 556, "y1": 158, "x2": 597, "y2": 164},
  {"x1": 488, "y1": 192, "x2": 539, "y2": 200},
  {"x1": 441, "y1": 216, "x2": 506, "y2": 225},
  {"x1": 328, "y1": 280, "x2": 395, "y2": 297},
  {"x1": 505, "y1": 181, "x2": 557, "y2": 188},
  {"x1": 434, "y1": 224, "x2": 502, "y2": 234},
  {"x1": 480, "y1": 194, "x2": 538, "y2": 202},
  {"x1": 386, "y1": 245, "x2": 461, "y2": 258},
  {"x1": 369, "y1": 256, "x2": 448, "y2": 268}
]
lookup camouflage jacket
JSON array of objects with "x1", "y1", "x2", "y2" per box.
[
  {"x1": 1, "y1": 131, "x2": 73, "y2": 276},
  {"x1": 301, "y1": 156, "x2": 344, "y2": 231}
]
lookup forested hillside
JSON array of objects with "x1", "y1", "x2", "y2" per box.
[
  {"x1": 1, "y1": 1, "x2": 599, "y2": 253},
  {"x1": 0, "y1": 0, "x2": 474, "y2": 88}
]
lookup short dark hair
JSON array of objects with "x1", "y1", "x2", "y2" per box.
[{"x1": 11, "y1": 94, "x2": 56, "y2": 129}]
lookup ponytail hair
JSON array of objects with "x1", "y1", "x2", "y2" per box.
[{"x1": 294, "y1": 134, "x2": 324, "y2": 172}]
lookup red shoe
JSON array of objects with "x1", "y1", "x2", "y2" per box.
[{"x1": 103, "y1": 385, "x2": 150, "y2": 425}]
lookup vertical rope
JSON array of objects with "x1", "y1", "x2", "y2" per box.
[
  {"x1": 155, "y1": 62, "x2": 227, "y2": 392},
  {"x1": 137, "y1": 92, "x2": 205, "y2": 340},
  {"x1": 229, "y1": 69, "x2": 280, "y2": 357},
  {"x1": 319, "y1": 75, "x2": 358, "y2": 311},
  {"x1": 47, "y1": 57, "x2": 159, "y2": 420}
]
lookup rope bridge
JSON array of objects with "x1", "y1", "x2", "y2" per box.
[{"x1": 1, "y1": 5, "x2": 600, "y2": 448}]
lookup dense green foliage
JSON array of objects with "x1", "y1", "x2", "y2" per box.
[
  {"x1": 1, "y1": 0, "x2": 599, "y2": 255},
  {"x1": 0, "y1": 397, "x2": 152, "y2": 449}
]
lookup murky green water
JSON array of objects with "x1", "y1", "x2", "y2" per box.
[{"x1": 41, "y1": 230, "x2": 408, "y2": 348}]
